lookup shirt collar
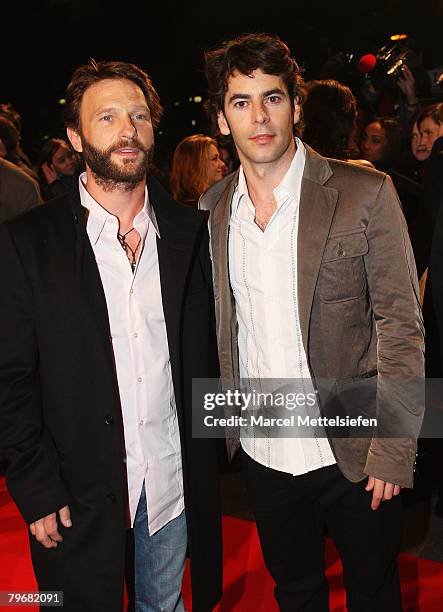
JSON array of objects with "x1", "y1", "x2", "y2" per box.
[
  {"x1": 233, "y1": 137, "x2": 306, "y2": 217},
  {"x1": 78, "y1": 171, "x2": 160, "y2": 244}
]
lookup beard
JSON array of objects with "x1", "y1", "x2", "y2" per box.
[{"x1": 80, "y1": 134, "x2": 154, "y2": 192}]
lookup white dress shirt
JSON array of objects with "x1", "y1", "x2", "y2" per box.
[
  {"x1": 79, "y1": 173, "x2": 184, "y2": 534},
  {"x1": 228, "y1": 140, "x2": 336, "y2": 475}
]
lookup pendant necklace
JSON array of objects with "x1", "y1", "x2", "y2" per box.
[{"x1": 117, "y1": 227, "x2": 141, "y2": 273}]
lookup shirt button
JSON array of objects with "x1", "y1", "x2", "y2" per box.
[
  {"x1": 104, "y1": 415, "x2": 114, "y2": 425},
  {"x1": 130, "y1": 289, "x2": 134, "y2": 294},
  {"x1": 139, "y1": 420, "x2": 144, "y2": 427},
  {"x1": 138, "y1": 377, "x2": 142, "y2": 383},
  {"x1": 133, "y1": 333, "x2": 138, "y2": 339}
]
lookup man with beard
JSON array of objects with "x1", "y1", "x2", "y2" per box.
[{"x1": 0, "y1": 61, "x2": 222, "y2": 611}]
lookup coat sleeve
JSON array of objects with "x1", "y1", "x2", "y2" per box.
[
  {"x1": 362, "y1": 174, "x2": 425, "y2": 488},
  {"x1": 0, "y1": 223, "x2": 70, "y2": 523}
]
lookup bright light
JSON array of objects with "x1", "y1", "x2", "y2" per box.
[
  {"x1": 390, "y1": 34, "x2": 408, "y2": 41},
  {"x1": 174, "y1": 101, "x2": 180, "y2": 107},
  {"x1": 58, "y1": 99, "x2": 66, "y2": 105},
  {"x1": 191, "y1": 120, "x2": 196, "y2": 126},
  {"x1": 193, "y1": 96, "x2": 202, "y2": 103}
]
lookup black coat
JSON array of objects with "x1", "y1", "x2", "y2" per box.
[
  {"x1": 429, "y1": 137, "x2": 443, "y2": 375},
  {"x1": 0, "y1": 177, "x2": 222, "y2": 611}
]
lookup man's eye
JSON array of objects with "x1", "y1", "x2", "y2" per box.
[
  {"x1": 267, "y1": 96, "x2": 281, "y2": 104},
  {"x1": 234, "y1": 100, "x2": 248, "y2": 108},
  {"x1": 101, "y1": 115, "x2": 113, "y2": 122},
  {"x1": 134, "y1": 113, "x2": 149, "y2": 120}
]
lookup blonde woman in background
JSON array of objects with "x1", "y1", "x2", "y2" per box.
[{"x1": 171, "y1": 134, "x2": 226, "y2": 207}]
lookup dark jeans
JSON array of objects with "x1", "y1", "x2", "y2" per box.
[{"x1": 242, "y1": 451, "x2": 403, "y2": 612}]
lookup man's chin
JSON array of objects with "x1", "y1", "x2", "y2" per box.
[{"x1": 90, "y1": 166, "x2": 148, "y2": 191}]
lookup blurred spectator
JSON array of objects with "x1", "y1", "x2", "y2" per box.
[
  {"x1": 411, "y1": 121, "x2": 431, "y2": 164},
  {"x1": 216, "y1": 136, "x2": 239, "y2": 174},
  {"x1": 171, "y1": 134, "x2": 226, "y2": 207},
  {"x1": 395, "y1": 119, "x2": 430, "y2": 188},
  {"x1": 392, "y1": 117, "x2": 431, "y2": 278},
  {"x1": 418, "y1": 103, "x2": 443, "y2": 224},
  {"x1": 360, "y1": 117, "x2": 404, "y2": 171},
  {"x1": 37, "y1": 138, "x2": 79, "y2": 200},
  {"x1": 302, "y1": 79, "x2": 372, "y2": 167},
  {"x1": 0, "y1": 116, "x2": 38, "y2": 182},
  {"x1": 417, "y1": 103, "x2": 443, "y2": 178},
  {"x1": 0, "y1": 157, "x2": 42, "y2": 223},
  {"x1": 0, "y1": 103, "x2": 38, "y2": 179}
]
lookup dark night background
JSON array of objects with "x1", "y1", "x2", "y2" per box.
[{"x1": 3, "y1": 0, "x2": 443, "y2": 163}]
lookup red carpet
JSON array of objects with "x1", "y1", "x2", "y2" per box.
[{"x1": 1, "y1": 478, "x2": 442, "y2": 611}]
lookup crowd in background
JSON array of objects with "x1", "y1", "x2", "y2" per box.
[{"x1": 1, "y1": 43, "x2": 443, "y2": 512}]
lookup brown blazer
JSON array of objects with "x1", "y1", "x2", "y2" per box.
[{"x1": 200, "y1": 144, "x2": 425, "y2": 488}]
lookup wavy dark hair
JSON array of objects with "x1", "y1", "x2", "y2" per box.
[
  {"x1": 64, "y1": 59, "x2": 163, "y2": 131},
  {"x1": 302, "y1": 79, "x2": 357, "y2": 160},
  {"x1": 204, "y1": 33, "x2": 304, "y2": 119}
]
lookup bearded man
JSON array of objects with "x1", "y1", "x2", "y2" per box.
[{"x1": 0, "y1": 60, "x2": 222, "y2": 612}]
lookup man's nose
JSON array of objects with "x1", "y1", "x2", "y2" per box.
[
  {"x1": 252, "y1": 101, "x2": 269, "y2": 124},
  {"x1": 120, "y1": 115, "x2": 137, "y2": 138}
]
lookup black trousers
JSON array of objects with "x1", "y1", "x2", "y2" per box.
[{"x1": 242, "y1": 451, "x2": 403, "y2": 612}]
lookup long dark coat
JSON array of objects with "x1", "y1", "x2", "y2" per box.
[{"x1": 0, "y1": 177, "x2": 222, "y2": 611}]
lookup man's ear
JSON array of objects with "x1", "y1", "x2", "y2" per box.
[
  {"x1": 217, "y1": 111, "x2": 231, "y2": 136},
  {"x1": 293, "y1": 97, "x2": 301, "y2": 126},
  {"x1": 67, "y1": 127, "x2": 83, "y2": 153}
]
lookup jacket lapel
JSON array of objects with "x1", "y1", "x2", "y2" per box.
[
  {"x1": 148, "y1": 177, "x2": 207, "y2": 403},
  {"x1": 298, "y1": 147, "x2": 338, "y2": 355},
  {"x1": 210, "y1": 173, "x2": 239, "y2": 381},
  {"x1": 70, "y1": 187, "x2": 113, "y2": 355}
]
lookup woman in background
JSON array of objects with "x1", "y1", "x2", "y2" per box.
[
  {"x1": 37, "y1": 138, "x2": 79, "y2": 200},
  {"x1": 359, "y1": 117, "x2": 403, "y2": 171},
  {"x1": 302, "y1": 79, "x2": 372, "y2": 167},
  {"x1": 171, "y1": 134, "x2": 226, "y2": 207}
]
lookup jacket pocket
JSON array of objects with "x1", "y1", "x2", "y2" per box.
[{"x1": 318, "y1": 231, "x2": 369, "y2": 303}]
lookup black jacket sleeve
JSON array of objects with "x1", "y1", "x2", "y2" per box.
[{"x1": 0, "y1": 223, "x2": 70, "y2": 523}]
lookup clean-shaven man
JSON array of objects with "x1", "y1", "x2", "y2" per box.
[
  {"x1": 201, "y1": 33, "x2": 424, "y2": 611},
  {"x1": 0, "y1": 60, "x2": 221, "y2": 612}
]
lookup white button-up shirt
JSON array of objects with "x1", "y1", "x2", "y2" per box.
[
  {"x1": 79, "y1": 173, "x2": 184, "y2": 534},
  {"x1": 229, "y1": 140, "x2": 336, "y2": 475}
]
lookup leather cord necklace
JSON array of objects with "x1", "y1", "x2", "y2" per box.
[{"x1": 117, "y1": 227, "x2": 141, "y2": 273}]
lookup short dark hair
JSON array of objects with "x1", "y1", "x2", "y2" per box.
[
  {"x1": 64, "y1": 59, "x2": 163, "y2": 131},
  {"x1": 302, "y1": 80, "x2": 357, "y2": 160},
  {"x1": 416, "y1": 102, "x2": 443, "y2": 128},
  {"x1": 204, "y1": 33, "x2": 304, "y2": 118}
]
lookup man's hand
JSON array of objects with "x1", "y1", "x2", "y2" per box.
[
  {"x1": 365, "y1": 477, "x2": 401, "y2": 510},
  {"x1": 29, "y1": 505, "x2": 72, "y2": 548}
]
